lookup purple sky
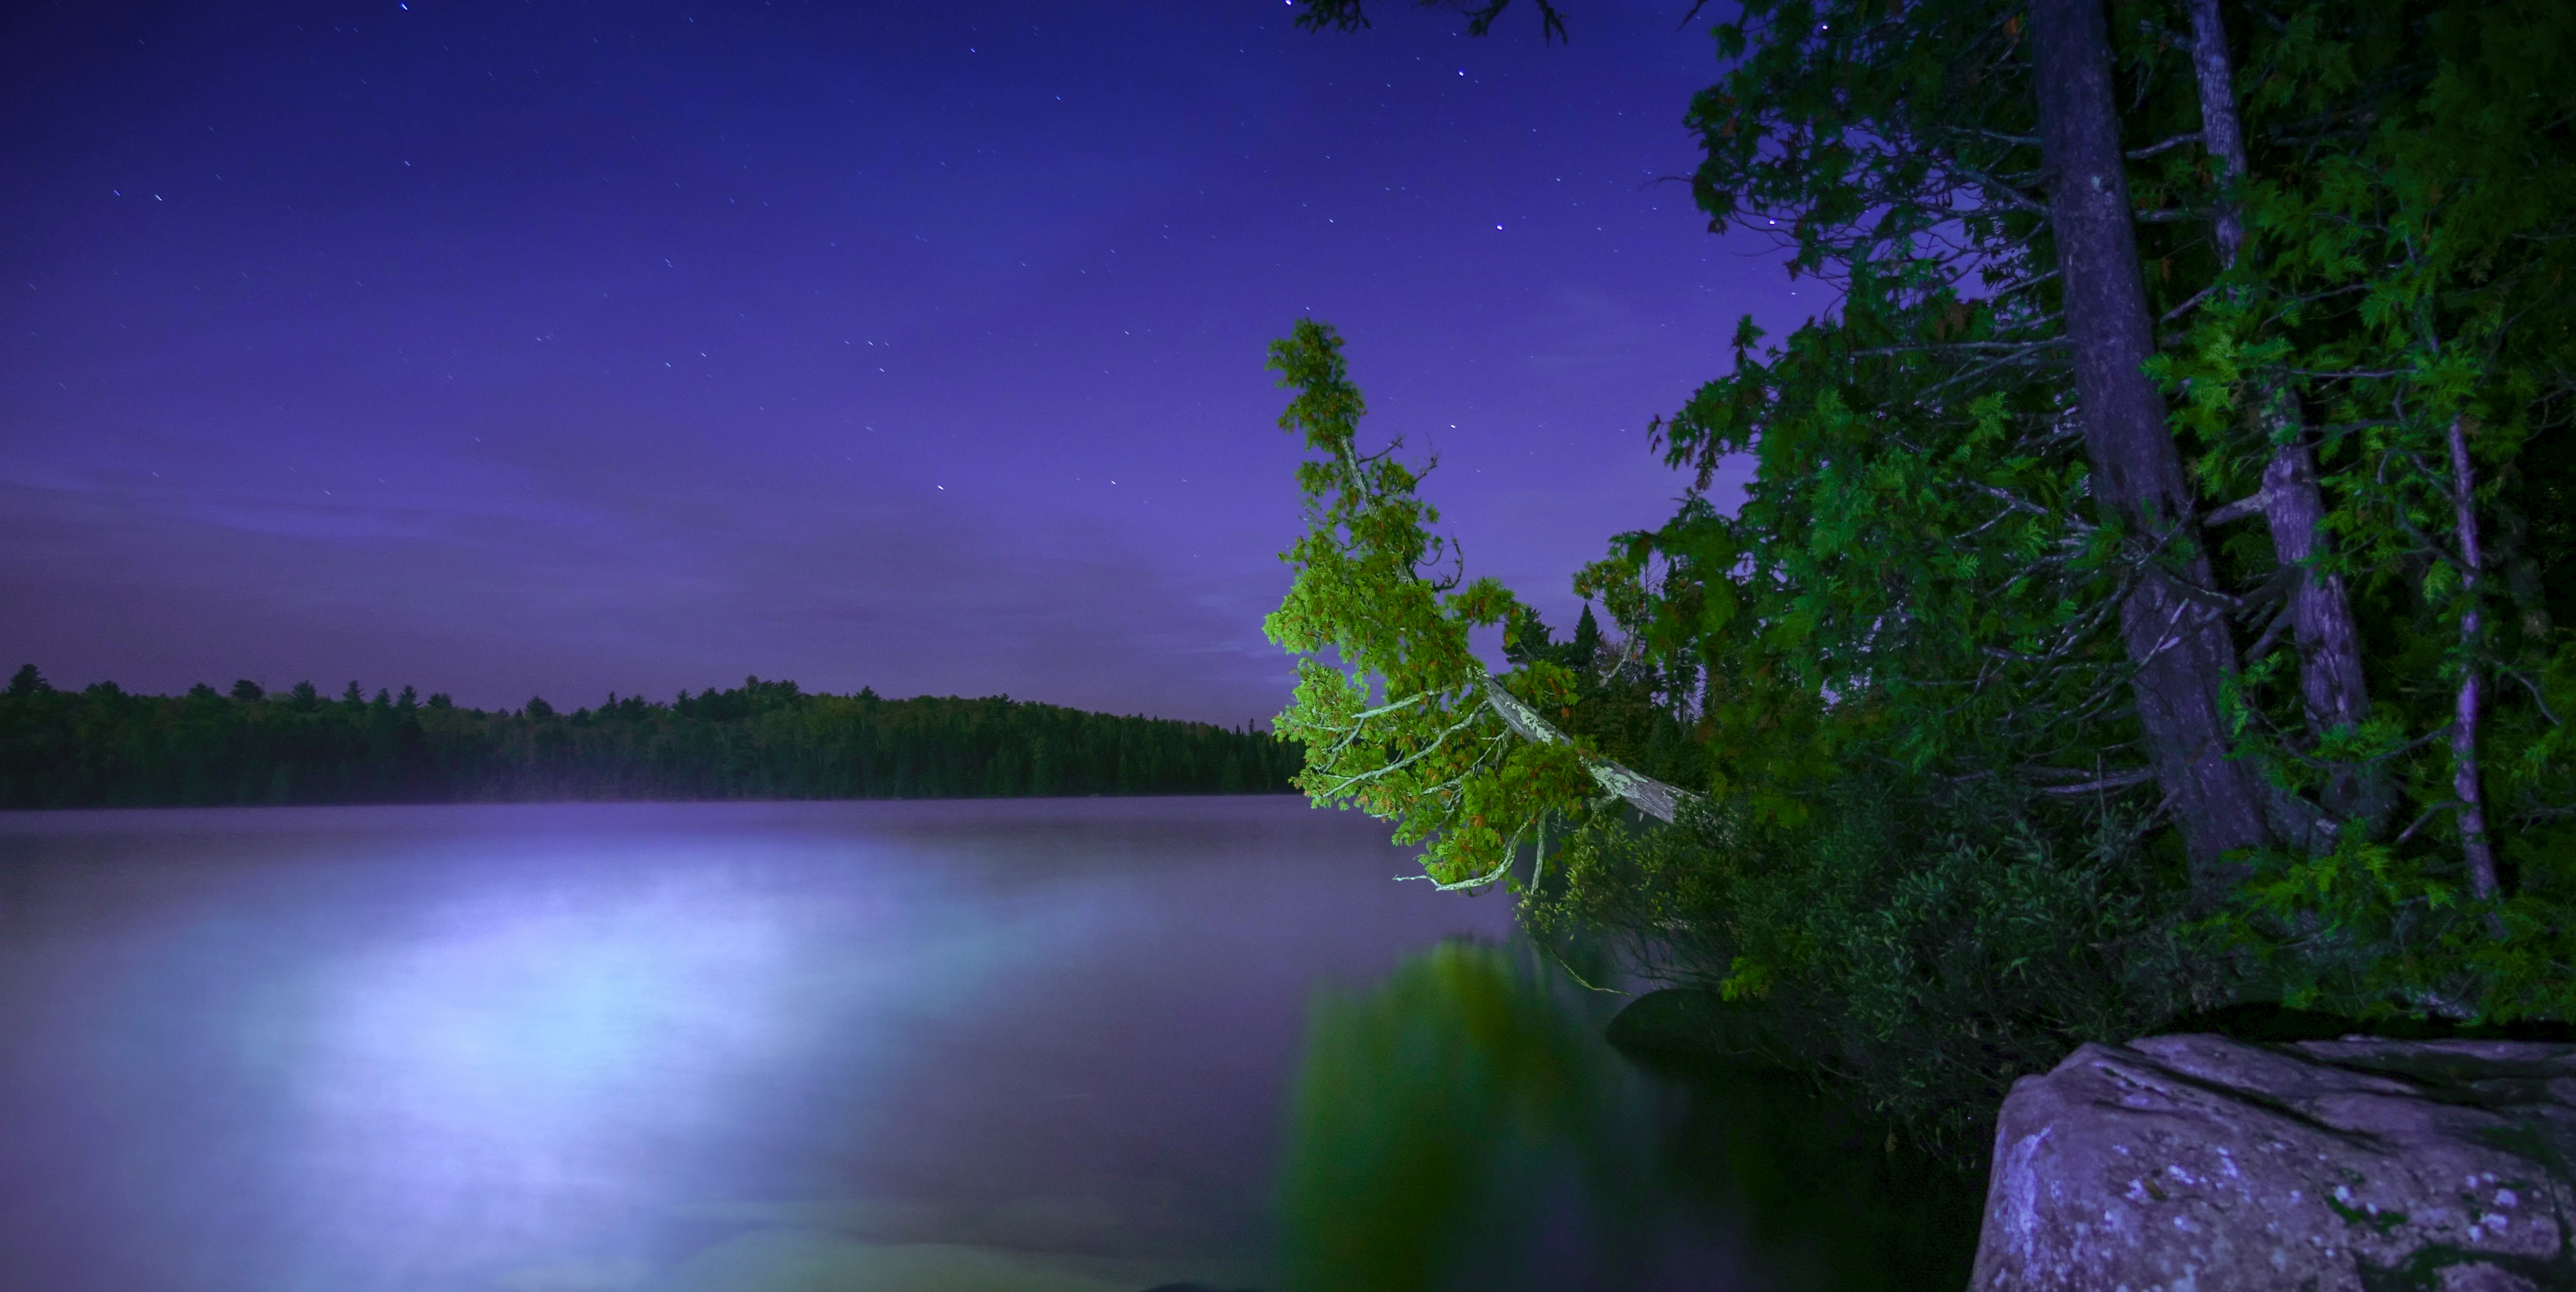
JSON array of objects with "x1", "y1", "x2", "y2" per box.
[{"x1": 2, "y1": 0, "x2": 1796, "y2": 725}]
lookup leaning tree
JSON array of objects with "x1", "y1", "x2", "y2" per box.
[{"x1": 1271, "y1": 0, "x2": 2576, "y2": 1043}]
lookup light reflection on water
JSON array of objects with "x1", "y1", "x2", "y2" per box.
[
  {"x1": 1281, "y1": 940, "x2": 1683, "y2": 1292},
  {"x1": 1277, "y1": 943, "x2": 1979, "y2": 1292},
  {"x1": 0, "y1": 799, "x2": 1514, "y2": 1292},
  {"x1": 0, "y1": 798, "x2": 1970, "y2": 1292}
]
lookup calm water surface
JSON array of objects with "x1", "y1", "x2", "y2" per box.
[{"x1": 0, "y1": 798, "x2": 1972, "y2": 1292}]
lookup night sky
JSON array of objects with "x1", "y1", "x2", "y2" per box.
[{"x1": 3, "y1": 0, "x2": 1795, "y2": 725}]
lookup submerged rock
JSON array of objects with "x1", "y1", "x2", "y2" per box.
[
  {"x1": 1973, "y1": 1034, "x2": 2576, "y2": 1291},
  {"x1": 1603, "y1": 987, "x2": 1802, "y2": 1071}
]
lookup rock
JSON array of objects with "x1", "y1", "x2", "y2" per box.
[
  {"x1": 1972, "y1": 1033, "x2": 2576, "y2": 1291},
  {"x1": 1603, "y1": 987, "x2": 1801, "y2": 1071}
]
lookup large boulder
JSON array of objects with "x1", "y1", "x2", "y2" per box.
[{"x1": 1972, "y1": 1034, "x2": 2576, "y2": 1291}]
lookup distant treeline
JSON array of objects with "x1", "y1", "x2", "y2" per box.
[{"x1": 0, "y1": 665, "x2": 1301, "y2": 809}]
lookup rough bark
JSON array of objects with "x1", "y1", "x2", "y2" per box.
[
  {"x1": 2030, "y1": 0, "x2": 2276, "y2": 886},
  {"x1": 2451, "y1": 418, "x2": 2502, "y2": 901},
  {"x1": 2188, "y1": 0, "x2": 2388, "y2": 834},
  {"x1": 2184, "y1": 0, "x2": 2249, "y2": 259}
]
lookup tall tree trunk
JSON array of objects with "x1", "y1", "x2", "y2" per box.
[
  {"x1": 2030, "y1": 0, "x2": 2276, "y2": 890},
  {"x1": 2448, "y1": 418, "x2": 2502, "y2": 902},
  {"x1": 2186, "y1": 0, "x2": 2389, "y2": 835}
]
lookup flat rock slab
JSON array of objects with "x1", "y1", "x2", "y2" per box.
[{"x1": 1973, "y1": 1034, "x2": 2576, "y2": 1291}]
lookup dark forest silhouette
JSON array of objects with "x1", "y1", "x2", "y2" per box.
[{"x1": 0, "y1": 665, "x2": 1300, "y2": 808}]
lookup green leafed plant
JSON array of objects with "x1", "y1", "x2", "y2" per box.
[
  {"x1": 1263, "y1": 318, "x2": 1691, "y2": 891},
  {"x1": 1271, "y1": 0, "x2": 2576, "y2": 1146}
]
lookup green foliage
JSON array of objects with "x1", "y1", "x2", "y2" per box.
[
  {"x1": 1588, "y1": 0, "x2": 2576, "y2": 1028},
  {"x1": 1456, "y1": 0, "x2": 2211, "y2": 1144},
  {"x1": 1503, "y1": 605, "x2": 1707, "y2": 793},
  {"x1": 1624, "y1": 0, "x2": 2159, "y2": 809},
  {"x1": 0, "y1": 670, "x2": 1300, "y2": 808},
  {"x1": 1533, "y1": 780, "x2": 2228, "y2": 1161},
  {"x1": 2206, "y1": 830, "x2": 2576, "y2": 1024},
  {"x1": 2151, "y1": 0, "x2": 2576, "y2": 1018},
  {"x1": 1275, "y1": 0, "x2": 2576, "y2": 1150},
  {"x1": 1264, "y1": 320, "x2": 1599, "y2": 887}
]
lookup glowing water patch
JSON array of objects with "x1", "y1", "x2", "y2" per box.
[{"x1": 267, "y1": 832, "x2": 1048, "y2": 1287}]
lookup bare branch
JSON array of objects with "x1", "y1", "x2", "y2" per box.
[
  {"x1": 2035, "y1": 767, "x2": 2159, "y2": 795},
  {"x1": 2160, "y1": 279, "x2": 2223, "y2": 324},
  {"x1": 2127, "y1": 130, "x2": 2204, "y2": 160},
  {"x1": 1480, "y1": 670, "x2": 1697, "y2": 823},
  {"x1": 2203, "y1": 491, "x2": 2267, "y2": 527},
  {"x1": 1308, "y1": 701, "x2": 1493, "y2": 796}
]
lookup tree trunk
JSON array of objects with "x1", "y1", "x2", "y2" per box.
[
  {"x1": 2030, "y1": 0, "x2": 2276, "y2": 889},
  {"x1": 2448, "y1": 418, "x2": 2501, "y2": 902},
  {"x1": 2187, "y1": 0, "x2": 2388, "y2": 835},
  {"x1": 1481, "y1": 671, "x2": 1694, "y2": 823},
  {"x1": 2258, "y1": 442, "x2": 2386, "y2": 830},
  {"x1": 2185, "y1": 0, "x2": 2249, "y2": 260}
]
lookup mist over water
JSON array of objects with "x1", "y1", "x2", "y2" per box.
[{"x1": 0, "y1": 798, "x2": 1969, "y2": 1292}]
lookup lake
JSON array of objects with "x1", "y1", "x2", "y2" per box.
[{"x1": 0, "y1": 797, "x2": 1976, "y2": 1292}]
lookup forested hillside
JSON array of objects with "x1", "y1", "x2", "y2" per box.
[{"x1": 0, "y1": 666, "x2": 1299, "y2": 808}]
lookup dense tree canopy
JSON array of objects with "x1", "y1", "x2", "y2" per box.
[
  {"x1": 0, "y1": 666, "x2": 1298, "y2": 808},
  {"x1": 1272, "y1": 0, "x2": 2576, "y2": 1148}
]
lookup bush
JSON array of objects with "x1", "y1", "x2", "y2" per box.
[{"x1": 1534, "y1": 779, "x2": 2240, "y2": 1163}]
